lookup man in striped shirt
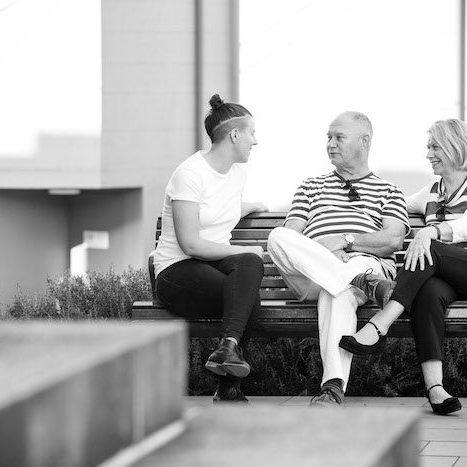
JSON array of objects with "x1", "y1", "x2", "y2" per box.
[{"x1": 268, "y1": 111, "x2": 410, "y2": 407}]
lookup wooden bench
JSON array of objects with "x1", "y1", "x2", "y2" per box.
[{"x1": 132, "y1": 212, "x2": 467, "y2": 338}]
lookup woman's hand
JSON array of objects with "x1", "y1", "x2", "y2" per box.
[
  {"x1": 404, "y1": 226, "x2": 437, "y2": 271},
  {"x1": 253, "y1": 202, "x2": 269, "y2": 213},
  {"x1": 241, "y1": 201, "x2": 269, "y2": 217}
]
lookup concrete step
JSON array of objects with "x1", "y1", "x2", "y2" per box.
[
  {"x1": 0, "y1": 320, "x2": 186, "y2": 467},
  {"x1": 134, "y1": 405, "x2": 420, "y2": 467}
]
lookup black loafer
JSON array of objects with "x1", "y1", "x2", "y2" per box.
[
  {"x1": 339, "y1": 321, "x2": 387, "y2": 355},
  {"x1": 427, "y1": 384, "x2": 462, "y2": 415},
  {"x1": 205, "y1": 338, "x2": 251, "y2": 378}
]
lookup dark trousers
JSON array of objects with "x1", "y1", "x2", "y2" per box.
[
  {"x1": 155, "y1": 253, "x2": 264, "y2": 342},
  {"x1": 391, "y1": 241, "x2": 467, "y2": 362}
]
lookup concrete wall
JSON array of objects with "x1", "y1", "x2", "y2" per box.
[
  {"x1": 0, "y1": 191, "x2": 68, "y2": 306},
  {"x1": 68, "y1": 189, "x2": 143, "y2": 273}
]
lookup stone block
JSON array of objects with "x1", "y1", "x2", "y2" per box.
[
  {"x1": 0, "y1": 320, "x2": 186, "y2": 467},
  {"x1": 136, "y1": 405, "x2": 419, "y2": 467}
]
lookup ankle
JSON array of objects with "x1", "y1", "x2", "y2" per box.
[
  {"x1": 369, "y1": 320, "x2": 388, "y2": 336},
  {"x1": 224, "y1": 336, "x2": 239, "y2": 346}
]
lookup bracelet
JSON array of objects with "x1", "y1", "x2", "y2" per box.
[{"x1": 433, "y1": 225, "x2": 441, "y2": 239}]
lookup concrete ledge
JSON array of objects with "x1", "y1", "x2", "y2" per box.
[
  {"x1": 136, "y1": 405, "x2": 419, "y2": 467},
  {"x1": 0, "y1": 320, "x2": 186, "y2": 467}
]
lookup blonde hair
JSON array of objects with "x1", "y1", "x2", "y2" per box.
[{"x1": 429, "y1": 119, "x2": 467, "y2": 170}]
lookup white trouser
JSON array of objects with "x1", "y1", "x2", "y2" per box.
[{"x1": 267, "y1": 227, "x2": 385, "y2": 391}]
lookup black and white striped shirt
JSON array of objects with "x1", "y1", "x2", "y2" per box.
[
  {"x1": 407, "y1": 177, "x2": 467, "y2": 244},
  {"x1": 287, "y1": 171, "x2": 410, "y2": 277}
]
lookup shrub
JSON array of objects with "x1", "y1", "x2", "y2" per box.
[
  {"x1": 4, "y1": 268, "x2": 152, "y2": 320},
  {"x1": 4, "y1": 268, "x2": 467, "y2": 397},
  {"x1": 188, "y1": 337, "x2": 467, "y2": 397}
]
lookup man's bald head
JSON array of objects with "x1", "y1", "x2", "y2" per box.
[
  {"x1": 333, "y1": 111, "x2": 373, "y2": 141},
  {"x1": 327, "y1": 111, "x2": 373, "y2": 174}
]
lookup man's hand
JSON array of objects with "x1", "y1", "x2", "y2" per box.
[
  {"x1": 333, "y1": 249, "x2": 350, "y2": 263},
  {"x1": 316, "y1": 235, "x2": 346, "y2": 252}
]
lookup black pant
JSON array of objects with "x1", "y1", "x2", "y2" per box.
[
  {"x1": 155, "y1": 253, "x2": 264, "y2": 342},
  {"x1": 391, "y1": 241, "x2": 467, "y2": 362}
]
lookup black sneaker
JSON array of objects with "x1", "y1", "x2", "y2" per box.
[
  {"x1": 350, "y1": 271, "x2": 395, "y2": 309},
  {"x1": 213, "y1": 377, "x2": 249, "y2": 404},
  {"x1": 309, "y1": 379, "x2": 344, "y2": 408},
  {"x1": 205, "y1": 338, "x2": 251, "y2": 378}
]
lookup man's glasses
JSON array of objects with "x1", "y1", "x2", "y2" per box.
[
  {"x1": 436, "y1": 196, "x2": 446, "y2": 221},
  {"x1": 343, "y1": 180, "x2": 360, "y2": 201}
]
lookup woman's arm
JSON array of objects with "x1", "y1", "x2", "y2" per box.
[
  {"x1": 405, "y1": 183, "x2": 433, "y2": 214},
  {"x1": 241, "y1": 201, "x2": 269, "y2": 217},
  {"x1": 173, "y1": 200, "x2": 263, "y2": 260},
  {"x1": 444, "y1": 214, "x2": 467, "y2": 242}
]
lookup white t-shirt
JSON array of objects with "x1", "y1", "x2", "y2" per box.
[{"x1": 153, "y1": 151, "x2": 247, "y2": 276}]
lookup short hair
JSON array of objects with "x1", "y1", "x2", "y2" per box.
[
  {"x1": 341, "y1": 111, "x2": 373, "y2": 139},
  {"x1": 204, "y1": 94, "x2": 252, "y2": 143},
  {"x1": 429, "y1": 119, "x2": 467, "y2": 170}
]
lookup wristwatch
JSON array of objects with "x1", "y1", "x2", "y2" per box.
[{"x1": 344, "y1": 234, "x2": 355, "y2": 251}]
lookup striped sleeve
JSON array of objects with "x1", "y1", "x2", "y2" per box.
[
  {"x1": 286, "y1": 179, "x2": 316, "y2": 223},
  {"x1": 382, "y1": 185, "x2": 410, "y2": 234}
]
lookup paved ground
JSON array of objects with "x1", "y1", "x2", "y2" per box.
[{"x1": 186, "y1": 396, "x2": 467, "y2": 467}]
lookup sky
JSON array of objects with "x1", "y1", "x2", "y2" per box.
[
  {"x1": 0, "y1": 0, "x2": 100, "y2": 156},
  {"x1": 239, "y1": 0, "x2": 460, "y2": 209}
]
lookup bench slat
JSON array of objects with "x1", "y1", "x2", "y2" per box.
[{"x1": 132, "y1": 301, "x2": 467, "y2": 338}]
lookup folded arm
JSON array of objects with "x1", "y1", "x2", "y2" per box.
[{"x1": 298, "y1": 218, "x2": 406, "y2": 257}]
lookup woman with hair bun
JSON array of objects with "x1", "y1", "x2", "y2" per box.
[
  {"x1": 340, "y1": 118, "x2": 467, "y2": 415},
  {"x1": 153, "y1": 94, "x2": 267, "y2": 403}
]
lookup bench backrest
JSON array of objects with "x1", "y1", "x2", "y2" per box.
[{"x1": 150, "y1": 212, "x2": 426, "y2": 301}]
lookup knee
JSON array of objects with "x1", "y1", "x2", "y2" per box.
[
  {"x1": 267, "y1": 226, "x2": 288, "y2": 252},
  {"x1": 411, "y1": 286, "x2": 448, "y2": 318},
  {"x1": 234, "y1": 252, "x2": 264, "y2": 273}
]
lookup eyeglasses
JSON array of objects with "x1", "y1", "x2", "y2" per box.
[
  {"x1": 343, "y1": 180, "x2": 360, "y2": 201},
  {"x1": 436, "y1": 196, "x2": 446, "y2": 221}
]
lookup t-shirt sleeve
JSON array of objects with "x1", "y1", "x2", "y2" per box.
[
  {"x1": 167, "y1": 167, "x2": 203, "y2": 203},
  {"x1": 286, "y1": 182, "x2": 311, "y2": 223},
  {"x1": 382, "y1": 186, "x2": 410, "y2": 234}
]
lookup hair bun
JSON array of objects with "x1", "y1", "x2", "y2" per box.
[{"x1": 209, "y1": 94, "x2": 224, "y2": 110}]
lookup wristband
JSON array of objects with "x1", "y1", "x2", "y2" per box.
[{"x1": 433, "y1": 225, "x2": 441, "y2": 239}]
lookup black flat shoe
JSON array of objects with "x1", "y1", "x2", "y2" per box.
[
  {"x1": 427, "y1": 384, "x2": 462, "y2": 415},
  {"x1": 339, "y1": 321, "x2": 387, "y2": 355}
]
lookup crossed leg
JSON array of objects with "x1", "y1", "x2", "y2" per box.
[{"x1": 268, "y1": 227, "x2": 386, "y2": 390}]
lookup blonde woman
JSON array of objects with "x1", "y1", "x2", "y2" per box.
[{"x1": 340, "y1": 119, "x2": 467, "y2": 415}]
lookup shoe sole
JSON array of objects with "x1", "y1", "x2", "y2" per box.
[
  {"x1": 205, "y1": 361, "x2": 227, "y2": 376},
  {"x1": 221, "y1": 362, "x2": 250, "y2": 378},
  {"x1": 205, "y1": 361, "x2": 250, "y2": 378}
]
